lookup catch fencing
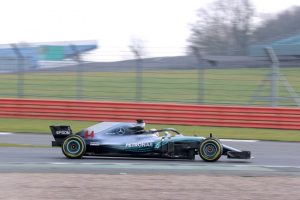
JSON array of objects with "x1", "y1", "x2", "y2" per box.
[
  {"x1": 0, "y1": 44, "x2": 300, "y2": 107},
  {"x1": 1, "y1": 98, "x2": 300, "y2": 130}
]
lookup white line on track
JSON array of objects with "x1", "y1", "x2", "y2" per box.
[
  {"x1": 41, "y1": 162, "x2": 300, "y2": 170},
  {"x1": 234, "y1": 164, "x2": 300, "y2": 169},
  {"x1": 220, "y1": 139, "x2": 258, "y2": 142},
  {"x1": 0, "y1": 132, "x2": 13, "y2": 135},
  {"x1": 49, "y1": 162, "x2": 71, "y2": 165}
]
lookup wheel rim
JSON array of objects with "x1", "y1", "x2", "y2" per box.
[
  {"x1": 202, "y1": 143, "x2": 218, "y2": 157},
  {"x1": 66, "y1": 140, "x2": 81, "y2": 155}
]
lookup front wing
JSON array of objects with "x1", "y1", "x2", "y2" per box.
[{"x1": 227, "y1": 151, "x2": 251, "y2": 159}]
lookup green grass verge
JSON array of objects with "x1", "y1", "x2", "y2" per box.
[
  {"x1": 0, "y1": 118, "x2": 300, "y2": 142},
  {"x1": 0, "y1": 143, "x2": 49, "y2": 148}
]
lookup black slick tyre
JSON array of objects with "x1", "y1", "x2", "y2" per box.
[
  {"x1": 199, "y1": 138, "x2": 223, "y2": 162},
  {"x1": 62, "y1": 135, "x2": 86, "y2": 159}
]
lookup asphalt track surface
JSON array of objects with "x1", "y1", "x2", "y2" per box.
[{"x1": 1, "y1": 133, "x2": 300, "y2": 175}]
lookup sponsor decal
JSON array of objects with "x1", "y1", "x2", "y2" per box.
[
  {"x1": 125, "y1": 142, "x2": 153, "y2": 148},
  {"x1": 84, "y1": 130, "x2": 94, "y2": 139},
  {"x1": 154, "y1": 142, "x2": 161, "y2": 149},
  {"x1": 89, "y1": 142, "x2": 100, "y2": 146},
  {"x1": 105, "y1": 132, "x2": 115, "y2": 135},
  {"x1": 55, "y1": 130, "x2": 70, "y2": 135}
]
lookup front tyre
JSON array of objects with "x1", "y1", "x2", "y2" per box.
[
  {"x1": 199, "y1": 138, "x2": 223, "y2": 162},
  {"x1": 62, "y1": 135, "x2": 86, "y2": 159}
]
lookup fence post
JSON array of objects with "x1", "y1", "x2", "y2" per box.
[
  {"x1": 11, "y1": 44, "x2": 24, "y2": 98},
  {"x1": 249, "y1": 47, "x2": 300, "y2": 107},
  {"x1": 136, "y1": 57, "x2": 143, "y2": 102},
  {"x1": 71, "y1": 45, "x2": 83, "y2": 100},
  {"x1": 265, "y1": 47, "x2": 300, "y2": 107},
  {"x1": 130, "y1": 47, "x2": 143, "y2": 102},
  {"x1": 264, "y1": 47, "x2": 279, "y2": 107},
  {"x1": 192, "y1": 46, "x2": 205, "y2": 104}
]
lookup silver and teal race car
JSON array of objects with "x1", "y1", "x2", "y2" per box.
[{"x1": 51, "y1": 120, "x2": 251, "y2": 162}]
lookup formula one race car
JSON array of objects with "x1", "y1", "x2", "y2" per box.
[{"x1": 50, "y1": 120, "x2": 251, "y2": 162}]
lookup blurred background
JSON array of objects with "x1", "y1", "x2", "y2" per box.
[{"x1": 0, "y1": 0, "x2": 300, "y2": 107}]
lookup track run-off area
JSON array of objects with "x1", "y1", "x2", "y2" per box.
[{"x1": 1, "y1": 133, "x2": 300, "y2": 176}]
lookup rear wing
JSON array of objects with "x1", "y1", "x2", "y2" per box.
[{"x1": 50, "y1": 125, "x2": 72, "y2": 147}]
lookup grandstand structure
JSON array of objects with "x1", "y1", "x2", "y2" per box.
[
  {"x1": 249, "y1": 33, "x2": 300, "y2": 57},
  {"x1": 0, "y1": 40, "x2": 97, "y2": 72}
]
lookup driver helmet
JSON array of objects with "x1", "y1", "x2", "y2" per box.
[
  {"x1": 163, "y1": 131, "x2": 171, "y2": 137},
  {"x1": 149, "y1": 128, "x2": 159, "y2": 136}
]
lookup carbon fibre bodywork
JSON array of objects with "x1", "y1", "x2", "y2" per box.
[{"x1": 50, "y1": 120, "x2": 251, "y2": 161}]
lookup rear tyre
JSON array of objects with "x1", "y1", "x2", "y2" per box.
[
  {"x1": 199, "y1": 138, "x2": 223, "y2": 162},
  {"x1": 62, "y1": 135, "x2": 86, "y2": 159}
]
